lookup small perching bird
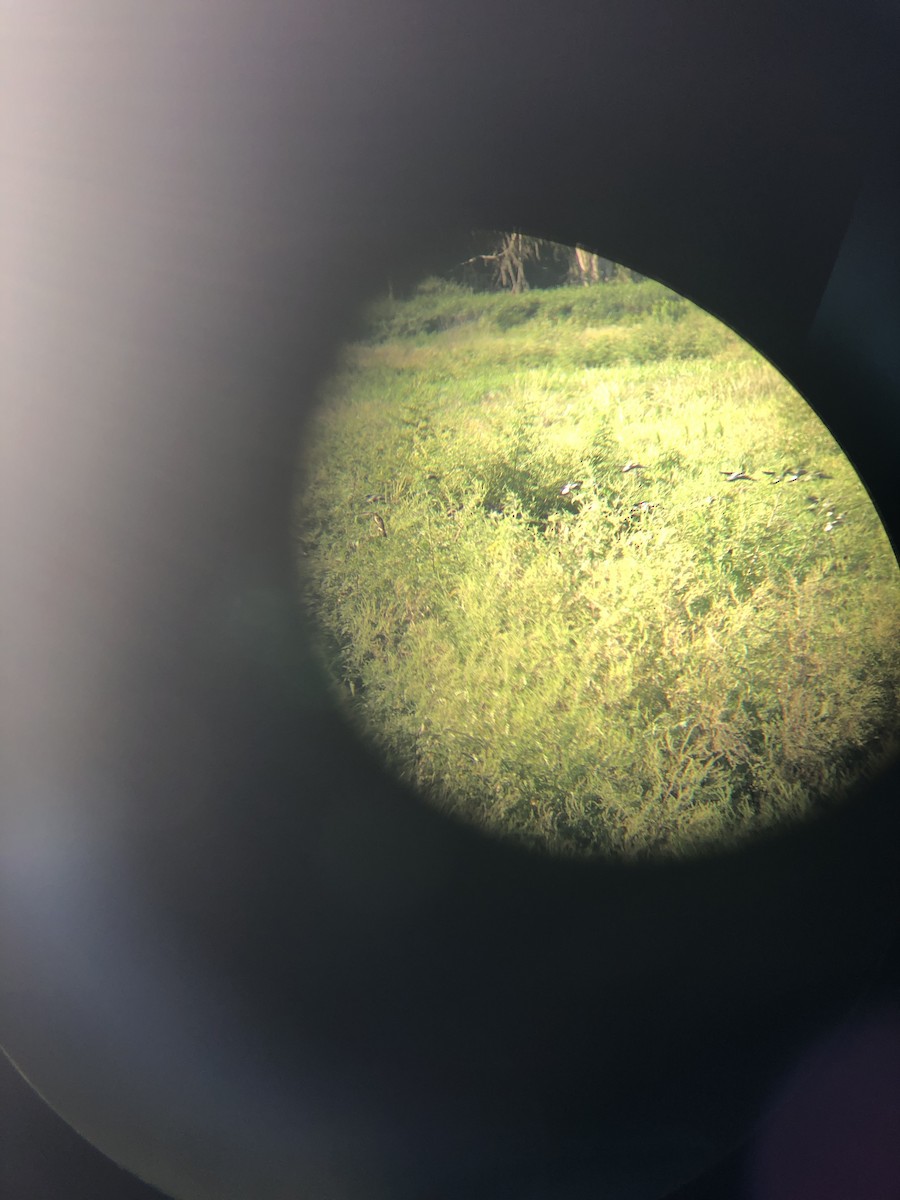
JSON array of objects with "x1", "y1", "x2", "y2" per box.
[
  {"x1": 621, "y1": 461, "x2": 645, "y2": 473},
  {"x1": 560, "y1": 480, "x2": 583, "y2": 496},
  {"x1": 721, "y1": 468, "x2": 755, "y2": 482},
  {"x1": 372, "y1": 513, "x2": 387, "y2": 537},
  {"x1": 764, "y1": 466, "x2": 808, "y2": 483}
]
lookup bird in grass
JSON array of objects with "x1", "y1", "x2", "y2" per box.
[
  {"x1": 808, "y1": 496, "x2": 839, "y2": 513},
  {"x1": 763, "y1": 467, "x2": 809, "y2": 483},
  {"x1": 721, "y1": 468, "x2": 755, "y2": 481},
  {"x1": 631, "y1": 501, "x2": 658, "y2": 515},
  {"x1": 371, "y1": 513, "x2": 387, "y2": 537},
  {"x1": 560, "y1": 480, "x2": 583, "y2": 495},
  {"x1": 621, "y1": 461, "x2": 645, "y2": 473},
  {"x1": 824, "y1": 512, "x2": 845, "y2": 532}
]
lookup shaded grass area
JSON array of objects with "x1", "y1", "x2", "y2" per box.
[{"x1": 295, "y1": 279, "x2": 900, "y2": 859}]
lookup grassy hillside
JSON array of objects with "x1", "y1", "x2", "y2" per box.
[{"x1": 294, "y1": 276, "x2": 900, "y2": 859}]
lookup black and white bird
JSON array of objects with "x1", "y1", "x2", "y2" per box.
[
  {"x1": 763, "y1": 467, "x2": 808, "y2": 483},
  {"x1": 621, "y1": 461, "x2": 645, "y2": 473},
  {"x1": 560, "y1": 480, "x2": 583, "y2": 496},
  {"x1": 721, "y1": 469, "x2": 754, "y2": 482}
]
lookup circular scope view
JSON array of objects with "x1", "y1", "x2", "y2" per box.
[{"x1": 294, "y1": 234, "x2": 900, "y2": 859}]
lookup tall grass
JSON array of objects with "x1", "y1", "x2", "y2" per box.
[{"x1": 295, "y1": 278, "x2": 900, "y2": 859}]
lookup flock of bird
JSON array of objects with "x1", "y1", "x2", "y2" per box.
[
  {"x1": 361, "y1": 462, "x2": 846, "y2": 538},
  {"x1": 721, "y1": 466, "x2": 833, "y2": 484},
  {"x1": 557, "y1": 462, "x2": 845, "y2": 531},
  {"x1": 560, "y1": 462, "x2": 832, "y2": 489}
]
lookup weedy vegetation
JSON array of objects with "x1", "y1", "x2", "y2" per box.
[{"x1": 295, "y1": 273, "x2": 900, "y2": 859}]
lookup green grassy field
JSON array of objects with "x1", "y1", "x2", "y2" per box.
[{"x1": 294, "y1": 275, "x2": 900, "y2": 859}]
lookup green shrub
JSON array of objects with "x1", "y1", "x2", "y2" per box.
[
  {"x1": 492, "y1": 297, "x2": 542, "y2": 329},
  {"x1": 414, "y1": 275, "x2": 473, "y2": 297}
]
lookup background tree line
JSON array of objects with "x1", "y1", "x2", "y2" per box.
[
  {"x1": 384, "y1": 233, "x2": 647, "y2": 301},
  {"x1": 457, "y1": 231, "x2": 646, "y2": 294}
]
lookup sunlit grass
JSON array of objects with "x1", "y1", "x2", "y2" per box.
[{"x1": 295, "y1": 277, "x2": 900, "y2": 859}]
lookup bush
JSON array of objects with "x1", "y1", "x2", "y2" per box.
[{"x1": 414, "y1": 275, "x2": 473, "y2": 297}]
